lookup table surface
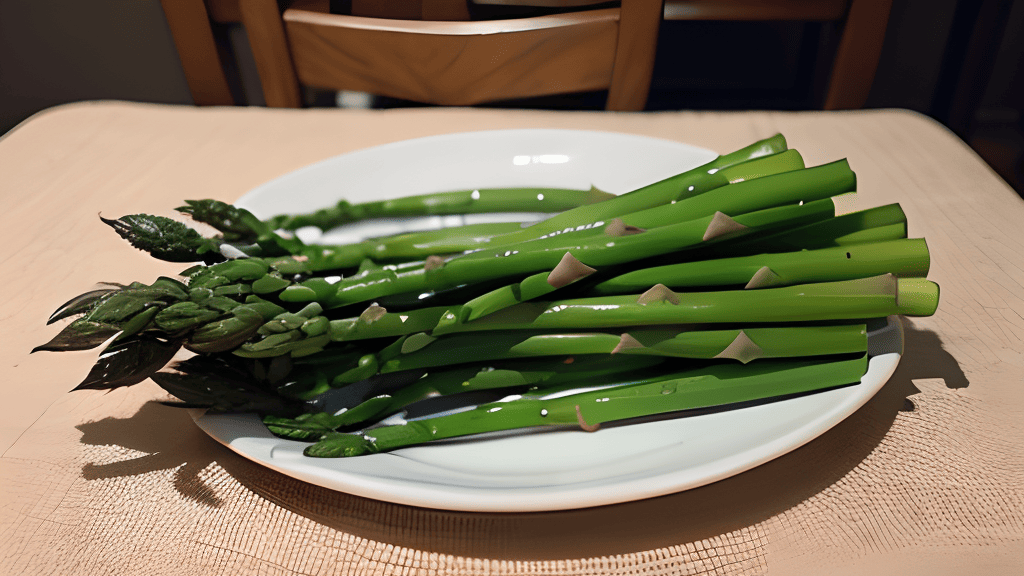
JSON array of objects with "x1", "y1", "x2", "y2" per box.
[{"x1": 2, "y1": 102, "x2": 1023, "y2": 575}]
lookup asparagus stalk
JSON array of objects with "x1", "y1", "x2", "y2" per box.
[
  {"x1": 718, "y1": 203, "x2": 908, "y2": 256},
  {"x1": 277, "y1": 149, "x2": 808, "y2": 268},
  {"x1": 324, "y1": 198, "x2": 839, "y2": 308},
  {"x1": 617, "y1": 158, "x2": 854, "y2": 230},
  {"x1": 374, "y1": 324, "x2": 868, "y2": 374},
  {"x1": 269, "y1": 355, "x2": 667, "y2": 430},
  {"x1": 301, "y1": 322, "x2": 870, "y2": 388},
  {"x1": 263, "y1": 187, "x2": 618, "y2": 231},
  {"x1": 145, "y1": 136, "x2": 789, "y2": 266},
  {"x1": 453, "y1": 135, "x2": 790, "y2": 251},
  {"x1": 591, "y1": 238, "x2": 930, "y2": 293},
  {"x1": 303, "y1": 354, "x2": 868, "y2": 457},
  {"x1": 431, "y1": 275, "x2": 938, "y2": 336}
]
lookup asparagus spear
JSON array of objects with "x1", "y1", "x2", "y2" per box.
[
  {"x1": 361, "y1": 324, "x2": 869, "y2": 377},
  {"x1": 103, "y1": 148, "x2": 801, "y2": 270},
  {"x1": 323, "y1": 198, "x2": 840, "y2": 308},
  {"x1": 432, "y1": 275, "x2": 938, "y2": 336},
  {"x1": 263, "y1": 186, "x2": 618, "y2": 231},
  {"x1": 591, "y1": 238, "x2": 930, "y2": 293},
  {"x1": 303, "y1": 354, "x2": 869, "y2": 457},
  {"x1": 450, "y1": 135, "x2": 792, "y2": 250},
  {"x1": 136, "y1": 136, "x2": 790, "y2": 267},
  {"x1": 268, "y1": 355, "x2": 667, "y2": 432}
]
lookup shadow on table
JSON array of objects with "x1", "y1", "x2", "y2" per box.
[
  {"x1": 75, "y1": 318, "x2": 967, "y2": 560},
  {"x1": 76, "y1": 402, "x2": 225, "y2": 507}
]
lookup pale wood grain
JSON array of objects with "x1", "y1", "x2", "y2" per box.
[{"x1": 1, "y1": 103, "x2": 1023, "y2": 575}]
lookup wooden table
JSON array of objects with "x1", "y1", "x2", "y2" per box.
[{"x1": 2, "y1": 102, "x2": 1022, "y2": 575}]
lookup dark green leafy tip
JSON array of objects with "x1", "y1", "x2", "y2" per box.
[
  {"x1": 101, "y1": 214, "x2": 218, "y2": 263},
  {"x1": 72, "y1": 336, "x2": 181, "y2": 391},
  {"x1": 150, "y1": 355, "x2": 301, "y2": 414},
  {"x1": 153, "y1": 301, "x2": 221, "y2": 332},
  {"x1": 177, "y1": 199, "x2": 262, "y2": 242},
  {"x1": 186, "y1": 306, "x2": 264, "y2": 353},
  {"x1": 47, "y1": 288, "x2": 116, "y2": 325},
  {"x1": 33, "y1": 319, "x2": 120, "y2": 353},
  {"x1": 150, "y1": 277, "x2": 190, "y2": 300},
  {"x1": 113, "y1": 306, "x2": 162, "y2": 341},
  {"x1": 84, "y1": 291, "x2": 162, "y2": 324},
  {"x1": 304, "y1": 432, "x2": 374, "y2": 458}
]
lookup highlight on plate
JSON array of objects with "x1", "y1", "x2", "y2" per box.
[{"x1": 36, "y1": 134, "x2": 939, "y2": 458}]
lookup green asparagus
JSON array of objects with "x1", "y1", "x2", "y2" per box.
[{"x1": 35, "y1": 134, "x2": 942, "y2": 458}]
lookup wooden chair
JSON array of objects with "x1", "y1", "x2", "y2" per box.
[
  {"x1": 159, "y1": 0, "x2": 241, "y2": 105},
  {"x1": 161, "y1": 0, "x2": 889, "y2": 110},
  {"x1": 237, "y1": 0, "x2": 666, "y2": 110},
  {"x1": 471, "y1": 0, "x2": 894, "y2": 110}
]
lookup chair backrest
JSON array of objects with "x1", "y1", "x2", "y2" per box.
[
  {"x1": 238, "y1": 0, "x2": 665, "y2": 111},
  {"x1": 470, "y1": 0, "x2": 893, "y2": 110},
  {"x1": 166, "y1": 0, "x2": 889, "y2": 110}
]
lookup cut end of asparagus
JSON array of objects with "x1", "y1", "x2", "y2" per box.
[
  {"x1": 424, "y1": 255, "x2": 446, "y2": 271},
  {"x1": 605, "y1": 218, "x2": 646, "y2": 237},
  {"x1": 703, "y1": 212, "x2": 748, "y2": 241},
  {"x1": 745, "y1": 266, "x2": 784, "y2": 289},
  {"x1": 547, "y1": 252, "x2": 597, "y2": 288},
  {"x1": 637, "y1": 284, "x2": 681, "y2": 305},
  {"x1": 359, "y1": 304, "x2": 387, "y2": 324},
  {"x1": 895, "y1": 278, "x2": 941, "y2": 316},
  {"x1": 831, "y1": 192, "x2": 859, "y2": 216},
  {"x1": 611, "y1": 333, "x2": 645, "y2": 354},
  {"x1": 219, "y1": 243, "x2": 247, "y2": 259},
  {"x1": 712, "y1": 331, "x2": 764, "y2": 364}
]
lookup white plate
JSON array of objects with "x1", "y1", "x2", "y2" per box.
[{"x1": 193, "y1": 129, "x2": 902, "y2": 512}]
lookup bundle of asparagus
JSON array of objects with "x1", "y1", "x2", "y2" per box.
[{"x1": 37, "y1": 134, "x2": 939, "y2": 458}]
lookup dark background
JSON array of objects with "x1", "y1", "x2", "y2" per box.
[{"x1": 1, "y1": 0, "x2": 1021, "y2": 191}]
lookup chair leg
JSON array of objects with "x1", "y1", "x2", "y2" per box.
[
  {"x1": 240, "y1": 0, "x2": 303, "y2": 108},
  {"x1": 159, "y1": 0, "x2": 236, "y2": 105},
  {"x1": 823, "y1": 0, "x2": 894, "y2": 110},
  {"x1": 606, "y1": 0, "x2": 664, "y2": 112}
]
